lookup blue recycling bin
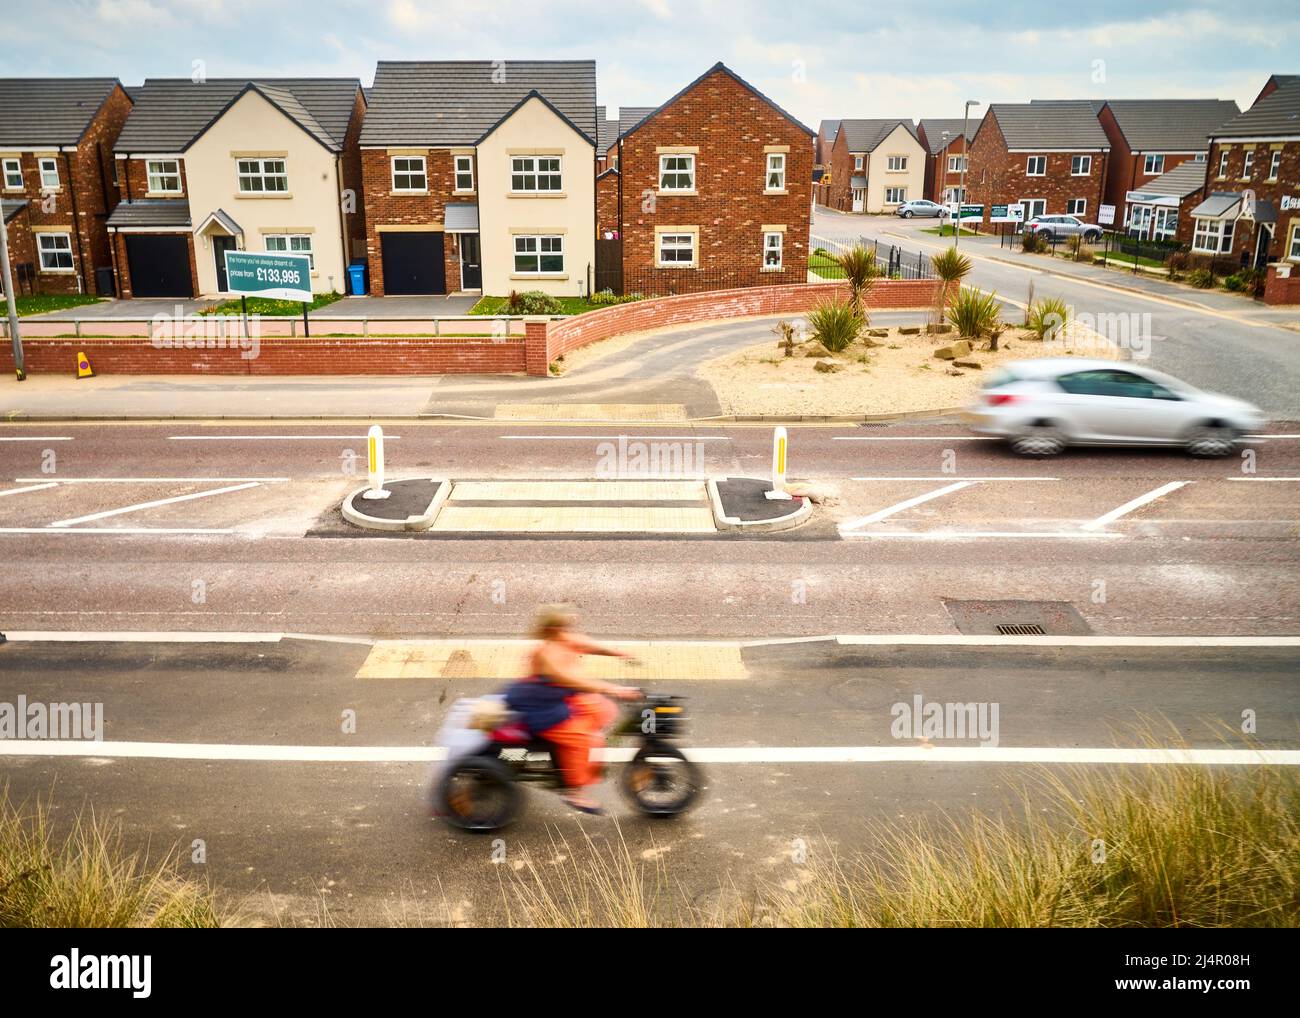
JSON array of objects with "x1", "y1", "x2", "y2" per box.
[{"x1": 347, "y1": 261, "x2": 368, "y2": 296}]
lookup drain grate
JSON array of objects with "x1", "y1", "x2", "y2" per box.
[
  {"x1": 996, "y1": 623, "x2": 1046, "y2": 636},
  {"x1": 857, "y1": 422, "x2": 890, "y2": 429}
]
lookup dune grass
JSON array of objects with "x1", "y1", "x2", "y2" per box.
[{"x1": 0, "y1": 791, "x2": 224, "y2": 928}]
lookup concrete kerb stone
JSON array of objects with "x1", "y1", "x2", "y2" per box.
[
  {"x1": 342, "y1": 478, "x2": 451, "y2": 532},
  {"x1": 707, "y1": 476, "x2": 812, "y2": 533}
]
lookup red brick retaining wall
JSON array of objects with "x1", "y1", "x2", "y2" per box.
[{"x1": 1264, "y1": 264, "x2": 1300, "y2": 306}]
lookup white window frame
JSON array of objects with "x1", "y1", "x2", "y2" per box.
[
  {"x1": 264, "y1": 233, "x2": 315, "y2": 270},
  {"x1": 37, "y1": 231, "x2": 73, "y2": 271},
  {"x1": 1288, "y1": 222, "x2": 1300, "y2": 261},
  {"x1": 511, "y1": 155, "x2": 562, "y2": 193},
  {"x1": 886, "y1": 155, "x2": 908, "y2": 172},
  {"x1": 765, "y1": 152, "x2": 786, "y2": 192},
  {"x1": 513, "y1": 234, "x2": 564, "y2": 274},
  {"x1": 884, "y1": 186, "x2": 907, "y2": 204},
  {"x1": 763, "y1": 231, "x2": 783, "y2": 270},
  {"x1": 1070, "y1": 155, "x2": 1092, "y2": 176},
  {"x1": 1217, "y1": 150, "x2": 1229, "y2": 178},
  {"x1": 1268, "y1": 150, "x2": 1282, "y2": 181},
  {"x1": 658, "y1": 153, "x2": 694, "y2": 193},
  {"x1": 1241, "y1": 150, "x2": 1254, "y2": 178},
  {"x1": 853, "y1": 154, "x2": 864, "y2": 171},
  {"x1": 1067, "y1": 198, "x2": 1087, "y2": 216},
  {"x1": 1142, "y1": 154, "x2": 1165, "y2": 175},
  {"x1": 2, "y1": 157, "x2": 21, "y2": 190},
  {"x1": 656, "y1": 231, "x2": 696, "y2": 268},
  {"x1": 39, "y1": 157, "x2": 60, "y2": 190},
  {"x1": 146, "y1": 158, "x2": 181, "y2": 194},
  {"x1": 947, "y1": 154, "x2": 966, "y2": 173},
  {"x1": 1026, "y1": 156, "x2": 1046, "y2": 176},
  {"x1": 390, "y1": 156, "x2": 427, "y2": 193},
  {"x1": 1192, "y1": 217, "x2": 1234, "y2": 254},
  {"x1": 236, "y1": 157, "x2": 287, "y2": 194},
  {"x1": 453, "y1": 154, "x2": 474, "y2": 193}
]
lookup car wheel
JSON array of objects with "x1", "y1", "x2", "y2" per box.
[
  {"x1": 1084, "y1": 230, "x2": 1101, "y2": 242},
  {"x1": 1184, "y1": 423, "x2": 1239, "y2": 457},
  {"x1": 1039, "y1": 230, "x2": 1054, "y2": 243},
  {"x1": 1010, "y1": 423, "x2": 1066, "y2": 457},
  {"x1": 902, "y1": 210, "x2": 913, "y2": 218}
]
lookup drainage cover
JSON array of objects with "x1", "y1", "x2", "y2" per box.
[{"x1": 943, "y1": 599, "x2": 1092, "y2": 636}]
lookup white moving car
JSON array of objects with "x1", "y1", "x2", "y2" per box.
[{"x1": 965, "y1": 359, "x2": 1266, "y2": 456}]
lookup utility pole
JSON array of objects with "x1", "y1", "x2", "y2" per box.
[
  {"x1": 955, "y1": 99, "x2": 979, "y2": 251},
  {"x1": 0, "y1": 210, "x2": 24, "y2": 381}
]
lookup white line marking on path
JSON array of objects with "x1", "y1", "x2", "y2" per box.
[
  {"x1": 0, "y1": 482, "x2": 58, "y2": 497},
  {"x1": 0, "y1": 437, "x2": 72, "y2": 442},
  {"x1": 501, "y1": 435, "x2": 732, "y2": 442},
  {"x1": 15, "y1": 477, "x2": 289, "y2": 484},
  {"x1": 1228, "y1": 476, "x2": 1300, "y2": 481},
  {"x1": 0, "y1": 527, "x2": 234, "y2": 535},
  {"x1": 851, "y1": 476, "x2": 1058, "y2": 482},
  {"x1": 167, "y1": 435, "x2": 401, "y2": 441},
  {"x1": 1, "y1": 631, "x2": 285, "y2": 642},
  {"x1": 833, "y1": 436, "x2": 992, "y2": 441},
  {"x1": 835, "y1": 634, "x2": 1300, "y2": 647},
  {"x1": 51, "y1": 482, "x2": 262, "y2": 528},
  {"x1": 841, "y1": 529, "x2": 1124, "y2": 540},
  {"x1": 1, "y1": 740, "x2": 1296, "y2": 766},
  {"x1": 839, "y1": 480, "x2": 974, "y2": 532},
  {"x1": 1082, "y1": 480, "x2": 1189, "y2": 531}
]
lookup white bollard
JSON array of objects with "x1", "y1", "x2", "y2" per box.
[
  {"x1": 362, "y1": 424, "x2": 391, "y2": 500},
  {"x1": 765, "y1": 426, "x2": 792, "y2": 500}
]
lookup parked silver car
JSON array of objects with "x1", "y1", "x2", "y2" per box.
[
  {"x1": 895, "y1": 199, "x2": 945, "y2": 219},
  {"x1": 965, "y1": 359, "x2": 1266, "y2": 456},
  {"x1": 1025, "y1": 215, "x2": 1102, "y2": 243}
]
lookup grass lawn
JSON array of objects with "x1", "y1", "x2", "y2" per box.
[
  {"x1": 921, "y1": 224, "x2": 980, "y2": 237},
  {"x1": 808, "y1": 251, "x2": 846, "y2": 278},
  {"x1": 469, "y1": 295, "x2": 605, "y2": 315},
  {"x1": 1096, "y1": 251, "x2": 1168, "y2": 270},
  {"x1": 198, "y1": 291, "x2": 344, "y2": 316},
  {"x1": 0, "y1": 293, "x2": 104, "y2": 317}
]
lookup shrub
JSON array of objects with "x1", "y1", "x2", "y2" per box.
[
  {"x1": 1165, "y1": 249, "x2": 1190, "y2": 281},
  {"x1": 1021, "y1": 231, "x2": 1048, "y2": 254},
  {"x1": 1027, "y1": 297, "x2": 1070, "y2": 341},
  {"x1": 1188, "y1": 268, "x2": 1215, "y2": 289},
  {"x1": 506, "y1": 289, "x2": 563, "y2": 315},
  {"x1": 588, "y1": 289, "x2": 620, "y2": 306},
  {"x1": 1065, "y1": 235, "x2": 1093, "y2": 263},
  {"x1": 946, "y1": 286, "x2": 1002, "y2": 340},
  {"x1": 806, "y1": 300, "x2": 863, "y2": 354},
  {"x1": 1224, "y1": 267, "x2": 1265, "y2": 294}
]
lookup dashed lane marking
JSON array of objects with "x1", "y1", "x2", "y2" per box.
[
  {"x1": 0, "y1": 483, "x2": 59, "y2": 497},
  {"x1": 0, "y1": 437, "x2": 72, "y2": 442},
  {"x1": 14, "y1": 477, "x2": 290, "y2": 483},
  {"x1": 167, "y1": 435, "x2": 402, "y2": 441},
  {"x1": 1081, "y1": 480, "x2": 1189, "y2": 531}
]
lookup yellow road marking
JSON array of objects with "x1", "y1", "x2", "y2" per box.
[
  {"x1": 430, "y1": 505, "x2": 716, "y2": 533},
  {"x1": 449, "y1": 480, "x2": 707, "y2": 501},
  {"x1": 494, "y1": 403, "x2": 688, "y2": 421},
  {"x1": 356, "y1": 639, "x2": 748, "y2": 680}
]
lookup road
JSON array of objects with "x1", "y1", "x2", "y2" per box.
[{"x1": 812, "y1": 206, "x2": 1300, "y2": 417}]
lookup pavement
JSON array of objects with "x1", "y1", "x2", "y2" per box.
[
  {"x1": 1, "y1": 633, "x2": 1295, "y2": 925},
  {"x1": 21, "y1": 294, "x2": 482, "y2": 320}
]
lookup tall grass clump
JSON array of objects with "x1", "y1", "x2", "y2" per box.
[
  {"x1": 945, "y1": 286, "x2": 1002, "y2": 340},
  {"x1": 1026, "y1": 296, "x2": 1070, "y2": 341},
  {"x1": 806, "y1": 299, "x2": 864, "y2": 354}
]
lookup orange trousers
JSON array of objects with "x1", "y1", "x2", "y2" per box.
[{"x1": 543, "y1": 694, "x2": 618, "y2": 788}]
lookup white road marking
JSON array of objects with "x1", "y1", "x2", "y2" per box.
[
  {"x1": 15, "y1": 477, "x2": 289, "y2": 483},
  {"x1": 0, "y1": 482, "x2": 59, "y2": 497},
  {"x1": 842, "y1": 529, "x2": 1124, "y2": 540},
  {"x1": 0, "y1": 740, "x2": 1295, "y2": 766},
  {"x1": 0, "y1": 437, "x2": 72, "y2": 442},
  {"x1": 834, "y1": 634, "x2": 1300, "y2": 647},
  {"x1": 839, "y1": 480, "x2": 974, "y2": 532},
  {"x1": 1228, "y1": 476, "x2": 1300, "y2": 481},
  {"x1": 0, "y1": 527, "x2": 234, "y2": 535},
  {"x1": 1082, "y1": 480, "x2": 1189, "y2": 531},
  {"x1": 501, "y1": 435, "x2": 732, "y2": 442},
  {"x1": 851, "y1": 476, "x2": 1058, "y2": 481},
  {"x1": 168, "y1": 435, "x2": 401, "y2": 441},
  {"x1": 833, "y1": 436, "x2": 992, "y2": 441},
  {"x1": 51, "y1": 481, "x2": 262, "y2": 528}
]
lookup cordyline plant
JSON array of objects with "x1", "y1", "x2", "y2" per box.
[
  {"x1": 946, "y1": 286, "x2": 1002, "y2": 342},
  {"x1": 833, "y1": 244, "x2": 881, "y2": 314},
  {"x1": 928, "y1": 246, "x2": 972, "y2": 331}
]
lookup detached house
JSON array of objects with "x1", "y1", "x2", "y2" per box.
[
  {"x1": 918, "y1": 118, "x2": 979, "y2": 205},
  {"x1": 825, "y1": 119, "x2": 924, "y2": 213},
  {"x1": 0, "y1": 78, "x2": 132, "y2": 296},
  {"x1": 1096, "y1": 98, "x2": 1238, "y2": 227},
  {"x1": 1184, "y1": 75, "x2": 1300, "y2": 279},
  {"x1": 612, "y1": 63, "x2": 813, "y2": 292},
  {"x1": 966, "y1": 101, "x2": 1110, "y2": 229},
  {"x1": 359, "y1": 61, "x2": 597, "y2": 297},
  {"x1": 108, "y1": 77, "x2": 365, "y2": 298}
]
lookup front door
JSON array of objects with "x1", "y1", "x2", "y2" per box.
[
  {"x1": 459, "y1": 233, "x2": 481, "y2": 290},
  {"x1": 1129, "y1": 205, "x2": 1152, "y2": 238},
  {"x1": 1253, "y1": 224, "x2": 1273, "y2": 270},
  {"x1": 212, "y1": 236, "x2": 236, "y2": 292},
  {"x1": 852, "y1": 188, "x2": 865, "y2": 213}
]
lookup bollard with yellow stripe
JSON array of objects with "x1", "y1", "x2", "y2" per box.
[
  {"x1": 361, "y1": 424, "x2": 391, "y2": 500},
  {"x1": 765, "y1": 425, "x2": 792, "y2": 501}
]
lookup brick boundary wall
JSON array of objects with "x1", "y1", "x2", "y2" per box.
[{"x1": 1263, "y1": 264, "x2": 1300, "y2": 306}]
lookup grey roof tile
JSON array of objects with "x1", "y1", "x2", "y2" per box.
[
  {"x1": 1131, "y1": 159, "x2": 1208, "y2": 198},
  {"x1": 1212, "y1": 78, "x2": 1300, "y2": 139},
  {"x1": 919, "y1": 117, "x2": 978, "y2": 155},
  {"x1": 616, "y1": 106, "x2": 657, "y2": 141},
  {"x1": 359, "y1": 61, "x2": 596, "y2": 147},
  {"x1": 988, "y1": 101, "x2": 1110, "y2": 150},
  {"x1": 115, "y1": 78, "x2": 361, "y2": 153},
  {"x1": 0, "y1": 78, "x2": 124, "y2": 147},
  {"x1": 1102, "y1": 99, "x2": 1239, "y2": 152},
  {"x1": 819, "y1": 118, "x2": 841, "y2": 140},
  {"x1": 2, "y1": 199, "x2": 28, "y2": 223},
  {"x1": 107, "y1": 199, "x2": 192, "y2": 229},
  {"x1": 839, "y1": 119, "x2": 918, "y2": 153}
]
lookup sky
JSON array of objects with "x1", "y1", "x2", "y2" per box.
[{"x1": 2, "y1": 0, "x2": 1297, "y2": 126}]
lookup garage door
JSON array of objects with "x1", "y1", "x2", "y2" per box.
[
  {"x1": 381, "y1": 232, "x2": 445, "y2": 295},
  {"x1": 124, "y1": 235, "x2": 193, "y2": 297}
]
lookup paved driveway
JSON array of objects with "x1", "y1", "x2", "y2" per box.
[
  {"x1": 30, "y1": 297, "x2": 216, "y2": 319},
  {"x1": 317, "y1": 294, "x2": 480, "y2": 318}
]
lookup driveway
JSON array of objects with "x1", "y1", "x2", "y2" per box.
[
  {"x1": 317, "y1": 294, "x2": 480, "y2": 318},
  {"x1": 29, "y1": 297, "x2": 217, "y2": 319}
]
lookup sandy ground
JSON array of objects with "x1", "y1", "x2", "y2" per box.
[{"x1": 697, "y1": 323, "x2": 1118, "y2": 416}]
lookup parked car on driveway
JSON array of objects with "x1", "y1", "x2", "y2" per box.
[
  {"x1": 1025, "y1": 215, "x2": 1102, "y2": 243},
  {"x1": 895, "y1": 199, "x2": 944, "y2": 219},
  {"x1": 965, "y1": 359, "x2": 1266, "y2": 456}
]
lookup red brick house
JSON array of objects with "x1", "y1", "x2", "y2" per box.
[
  {"x1": 966, "y1": 101, "x2": 1110, "y2": 229},
  {"x1": 107, "y1": 78, "x2": 365, "y2": 299},
  {"x1": 611, "y1": 63, "x2": 813, "y2": 293},
  {"x1": 814, "y1": 118, "x2": 840, "y2": 201},
  {"x1": 1096, "y1": 98, "x2": 1238, "y2": 226},
  {"x1": 0, "y1": 78, "x2": 132, "y2": 296},
  {"x1": 1181, "y1": 75, "x2": 1300, "y2": 290},
  {"x1": 918, "y1": 117, "x2": 978, "y2": 205}
]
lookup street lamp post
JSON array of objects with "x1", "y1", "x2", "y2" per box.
[
  {"x1": 955, "y1": 100, "x2": 979, "y2": 250},
  {"x1": 0, "y1": 210, "x2": 23, "y2": 381}
]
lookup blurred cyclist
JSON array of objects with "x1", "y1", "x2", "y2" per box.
[{"x1": 507, "y1": 605, "x2": 639, "y2": 815}]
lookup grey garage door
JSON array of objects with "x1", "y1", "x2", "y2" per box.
[
  {"x1": 124, "y1": 235, "x2": 193, "y2": 298},
  {"x1": 381, "y1": 232, "x2": 445, "y2": 295}
]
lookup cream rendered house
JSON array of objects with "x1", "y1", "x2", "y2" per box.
[
  {"x1": 475, "y1": 91, "x2": 595, "y2": 297},
  {"x1": 835, "y1": 119, "x2": 927, "y2": 213}
]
